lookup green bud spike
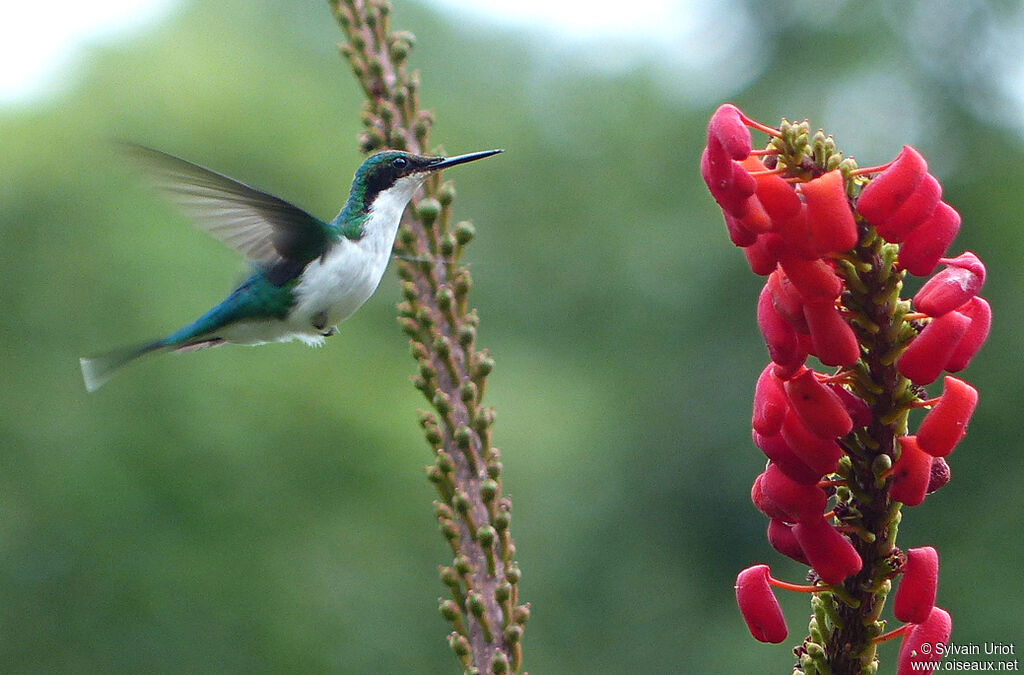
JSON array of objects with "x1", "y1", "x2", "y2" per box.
[
  {"x1": 490, "y1": 651, "x2": 509, "y2": 674},
  {"x1": 457, "y1": 323, "x2": 476, "y2": 349},
  {"x1": 435, "y1": 500, "x2": 454, "y2": 520},
  {"x1": 433, "y1": 390, "x2": 452, "y2": 415},
  {"x1": 424, "y1": 423, "x2": 443, "y2": 447},
  {"x1": 438, "y1": 181, "x2": 456, "y2": 206},
  {"x1": 448, "y1": 632, "x2": 472, "y2": 666},
  {"x1": 417, "y1": 198, "x2": 441, "y2": 226},
  {"x1": 479, "y1": 526, "x2": 497, "y2": 576},
  {"x1": 460, "y1": 381, "x2": 479, "y2": 406},
  {"x1": 434, "y1": 335, "x2": 451, "y2": 360},
  {"x1": 454, "y1": 221, "x2": 475, "y2": 246},
  {"x1": 454, "y1": 555, "x2": 472, "y2": 578},
  {"x1": 504, "y1": 624, "x2": 522, "y2": 646},
  {"x1": 512, "y1": 603, "x2": 530, "y2": 626},
  {"x1": 454, "y1": 425, "x2": 473, "y2": 451},
  {"x1": 437, "y1": 286, "x2": 454, "y2": 313},
  {"x1": 440, "y1": 233, "x2": 456, "y2": 258},
  {"x1": 440, "y1": 598, "x2": 466, "y2": 632},
  {"x1": 467, "y1": 592, "x2": 492, "y2": 642},
  {"x1": 494, "y1": 581, "x2": 511, "y2": 605},
  {"x1": 480, "y1": 479, "x2": 498, "y2": 504},
  {"x1": 486, "y1": 459, "x2": 503, "y2": 480}
]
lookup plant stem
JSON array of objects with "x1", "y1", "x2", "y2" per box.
[{"x1": 328, "y1": 1, "x2": 526, "y2": 671}]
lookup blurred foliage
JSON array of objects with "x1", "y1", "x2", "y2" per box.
[{"x1": 1, "y1": 0, "x2": 1021, "y2": 672}]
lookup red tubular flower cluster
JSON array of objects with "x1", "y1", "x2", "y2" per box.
[{"x1": 702, "y1": 104, "x2": 990, "y2": 669}]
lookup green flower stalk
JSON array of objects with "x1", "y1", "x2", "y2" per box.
[
  {"x1": 703, "y1": 105, "x2": 989, "y2": 674},
  {"x1": 328, "y1": 1, "x2": 526, "y2": 672}
]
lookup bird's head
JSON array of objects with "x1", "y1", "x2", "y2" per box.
[{"x1": 348, "y1": 149, "x2": 503, "y2": 216}]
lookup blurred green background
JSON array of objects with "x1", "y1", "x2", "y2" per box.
[{"x1": 2, "y1": 0, "x2": 1022, "y2": 671}]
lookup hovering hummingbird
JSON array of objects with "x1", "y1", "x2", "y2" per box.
[{"x1": 80, "y1": 145, "x2": 502, "y2": 392}]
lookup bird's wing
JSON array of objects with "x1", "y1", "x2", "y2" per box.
[{"x1": 124, "y1": 144, "x2": 335, "y2": 264}]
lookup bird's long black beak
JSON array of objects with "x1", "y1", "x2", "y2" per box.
[{"x1": 428, "y1": 149, "x2": 503, "y2": 171}]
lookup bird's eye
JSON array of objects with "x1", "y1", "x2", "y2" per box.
[{"x1": 392, "y1": 157, "x2": 408, "y2": 169}]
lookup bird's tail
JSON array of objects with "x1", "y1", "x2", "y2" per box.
[{"x1": 79, "y1": 341, "x2": 166, "y2": 393}]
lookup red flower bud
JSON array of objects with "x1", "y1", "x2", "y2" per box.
[
  {"x1": 875, "y1": 173, "x2": 941, "y2": 243},
  {"x1": 897, "y1": 311, "x2": 972, "y2": 385},
  {"x1": 897, "y1": 607, "x2": 952, "y2": 675},
  {"x1": 757, "y1": 285, "x2": 802, "y2": 369},
  {"x1": 753, "y1": 431, "x2": 823, "y2": 485},
  {"x1": 723, "y1": 211, "x2": 758, "y2": 247},
  {"x1": 803, "y1": 301, "x2": 861, "y2": 367},
  {"x1": 857, "y1": 146, "x2": 928, "y2": 227},
  {"x1": 946, "y1": 296, "x2": 991, "y2": 372},
  {"x1": 899, "y1": 201, "x2": 961, "y2": 276},
  {"x1": 914, "y1": 256, "x2": 985, "y2": 317},
  {"x1": 940, "y1": 251, "x2": 985, "y2": 280},
  {"x1": 743, "y1": 233, "x2": 782, "y2": 275},
  {"x1": 767, "y1": 519, "x2": 810, "y2": 564},
  {"x1": 801, "y1": 170, "x2": 858, "y2": 254},
  {"x1": 775, "y1": 203, "x2": 821, "y2": 260},
  {"x1": 891, "y1": 436, "x2": 931, "y2": 506},
  {"x1": 708, "y1": 104, "x2": 752, "y2": 160},
  {"x1": 917, "y1": 376, "x2": 978, "y2": 457},
  {"x1": 701, "y1": 143, "x2": 757, "y2": 217},
  {"x1": 784, "y1": 369, "x2": 853, "y2": 439},
  {"x1": 747, "y1": 160, "x2": 801, "y2": 223},
  {"x1": 893, "y1": 546, "x2": 939, "y2": 624},
  {"x1": 756, "y1": 463, "x2": 827, "y2": 523},
  {"x1": 780, "y1": 408, "x2": 843, "y2": 477},
  {"x1": 826, "y1": 383, "x2": 872, "y2": 428},
  {"x1": 766, "y1": 269, "x2": 809, "y2": 333},
  {"x1": 792, "y1": 516, "x2": 863, "y2": 585},
  {"x1": 752, "y1": 363, "x2": 788, "y2": 436},
  {"x1": 735, "y1": 564, "x2": 788, "y2": 644},
  {"x1": 778, "y1": 256, "x2": 842, "y2": 302},
  {"x1": 739, "y1": 194, "x2": 774, "y2": 234},
  {"x1": 927, "y1": 457, "x2": 951, "y2": 493}
]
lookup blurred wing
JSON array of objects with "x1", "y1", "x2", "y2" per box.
[{"x1": 124, "y1": 144, "x2": 334, "y2": 264}]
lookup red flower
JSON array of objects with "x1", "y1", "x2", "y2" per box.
[
  {"x1": 898, "y1": 201, "x2": 961, "y2": 276},
  {"x1": 779, "y1": 408, "x2": 843, "y2": 476},
  {"x1": 752, "y1": 363, "x2": 788, "y2": 436},
  {"x1": 753, "y1": 431, "x2": 823, "y2": 485},
  {"x1": 778, "y1": 255, "x2": 842, "y2": 302},
  {"x1": 875, "y1": 173, "x2": 941, "y2": 243},
  {"x1": 897, "y1": 311, "x2": 972, "y2": 385},
  {"x1": 946, "y1": 296, "x2": 991, "y2": 372},
  {"x1": 857, "y1": 146, "x2": 928, "y2": 229},
  {"x1": 766, "y1": 519, "x2": 809, "y2": 564},
  {"x1": 893, "y1": 546, "x2": 939, "y2": 624},
  {"x1": 784, "y1": 369, "x2": 853, "y2": 439},
  {"x1": 890, "y1": 436, "x2": 931, "y2": 506},
  {"x1": 791, "y1": 515, "x2": 863, "y2": 585},
  {"x1": 735, "y1": 564, "x2": 788, "y2": 643},
  {"x1": 897, "y1": 607, "x2": 952, "y2": 675},
  {"x1": 757, "y1": 285, "x2": 802, "y2": 370},
  {"x1": 753, "y1": 463, "x2": 828, "y2": 523},
  {"x1": 917, "y1": 376, "x2": 978, "y2": 457},
  {"x1": 802, "y1": 300, "x2": 861, "y2": 367},
  {"x1": 707, "y1": 103, "x2": 752, "y2": 160},
  {"x1": 801, "y1": 170, "x2": 859, "y2": 255},
  {"x1": 914, "y1": 253, "x2": 985, "y2": 317}
]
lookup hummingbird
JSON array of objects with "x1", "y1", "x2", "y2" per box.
[{"x1": 80, "y1": 145, "x2": 502, "y2": 392}]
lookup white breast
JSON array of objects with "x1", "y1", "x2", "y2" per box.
[{"x1": 288, "y1": 174, "x2": 424, "y2": 339}]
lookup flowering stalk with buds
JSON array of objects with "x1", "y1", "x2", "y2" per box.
[
  {"x1": 328, "y1": 2, "x2": 527, "y2": 672},
  {"x1": 702, "y1": 104, "x2": 990, "y2": 674}
]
